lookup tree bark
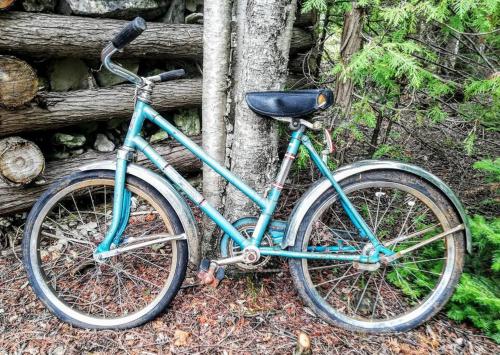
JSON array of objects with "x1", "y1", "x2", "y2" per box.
[
  {"x1": 201, "y1": 0, "x2": 232, "y2": 256},
  {"x1": 225, "y1": 0, "x2": 298, "y2": 221},
  {"x1": 0, "y1": 137, "x2": 201, "y2": 215},
  {"x1": 334, "y1": 5, "x2": 364, "y2": 117},
  {"x1": 0, "y1": 56, "x2": 38, "y2": 108},
  {"x1": 0, "y1": 137, "x2": 44, "y2": 186},
  {"x1": 0, "y1": 79, "x2": 202, "y2": 137},
  {"x1": 0, "y1": 12, "x2": 314, "y2": 60}
]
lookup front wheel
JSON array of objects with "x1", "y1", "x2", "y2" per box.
[
  {"x1": 289, "y1": 170, "x2": 465, "y2": 333},
  {"x1": 23, "y1": 170, "x2": 189, "y2": 329}
]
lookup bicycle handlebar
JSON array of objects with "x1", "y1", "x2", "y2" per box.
[
  {"x1": 149, "y1": 69, "x2": 186, "y2": 83},
  {"x1": 111, "y1": 17, "x2": 147, "y2": 50},
  {"x1": 101, "y1": 17, "x2": 185, "y2": 87}
]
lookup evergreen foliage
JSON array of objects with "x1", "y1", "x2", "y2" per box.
[
  {"x1": 301, "y1": 0, "x2": 500, "y2": 341},
  {"x1": 448, "y1": 215, "x2": 500, "y2": 342},
  {"x1": 303, "y1": 0, "x2": 499, "y2": 154}
]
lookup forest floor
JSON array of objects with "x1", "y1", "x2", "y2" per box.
[
  {"x1": 0, "y1": 125, "x2": 498, "y2": 354},
  {"x1": 0, "y1": 248, "x2": 498, "y2": 354}
]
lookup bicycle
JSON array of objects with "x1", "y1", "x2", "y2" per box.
[{"x1": 23, "y1": 17, "x2": 471, "y2": 332}]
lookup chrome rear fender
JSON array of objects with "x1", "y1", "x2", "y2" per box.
[
  {"x1": 79, "y1": 161, "x2": 201, "y2": 265},
  {"x1": 283, "y1": 160, "x2": 472, "y2": 254}
]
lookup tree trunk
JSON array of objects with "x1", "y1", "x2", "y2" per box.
[
  {"x1": 0, "y1": 56, "x2": 38, "y2": 108},
  {"x1": 0, "y1": 79, "x2": 202, "y2": 137},
  {"x1": 441, "y1": 35, "x2": 460, "y2": 74},
  {"x1": 334, "y1": 5, "x2": 364, "y2": 117},
  {"x1": 0, "y1": 137, "x2": 44, "y2": 186},
  {"x1": 201, "y1": 0, "x2": 232, "y2": 256},
  {"x1": 0, "y1": 137, "x2": 201, "y2": 215},
  {"x1": 225, "y1": 0, "x2": 298, "y2": 221},
  {"x1": 0, "y1": 12, "x2": 314, "y2": 60}
]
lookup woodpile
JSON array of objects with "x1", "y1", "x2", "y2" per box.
[
  {"x1": 0, "y1": 136, "x2": 202, "y2": 215},
  {"x1": 0, "y1": 79, "x2": 203, "y2": 137},
  {"x1": 0, "y1": 1, "x2": 318, "y2": 215},
  {"x1": 0, "y1": 12, "x2": 314, "y2": 60},
  {"x1": 0, "y1": 76, "x2": 311, "y2": 137}
]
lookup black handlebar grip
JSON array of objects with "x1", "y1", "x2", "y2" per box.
[
  {"x1": 111, "y1": 17, "x2": 147, "y2": 50},
  {"x1": 159, "y1": 69, "x2": 186, "y2": 82}
]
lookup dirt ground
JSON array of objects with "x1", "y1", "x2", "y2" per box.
[
  {"x1": 0, "y1": 250, "x2": 498, "y2": 355},
  {"x1": 1, "y1": 124, "x2": 498, "y2": 354}
]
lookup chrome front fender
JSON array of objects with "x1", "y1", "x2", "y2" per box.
[
  {"x1": 79, "y1": 161, "x2": 201, "y2": 265},
  {"x1": 283, "y1": 160, "x2": 472, "y2": 254}
]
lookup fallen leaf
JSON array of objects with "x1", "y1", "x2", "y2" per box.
[{"x1": 174, "y1": 329, "x2": 191, "y2": 347}]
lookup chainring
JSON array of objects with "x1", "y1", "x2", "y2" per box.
[{"x1": 226, "y1": 223, "x2": 273, "y2": 271}]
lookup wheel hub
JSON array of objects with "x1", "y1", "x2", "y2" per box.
[{"x1": 353, "y1": 243, "x2": 381, "y2": 271}]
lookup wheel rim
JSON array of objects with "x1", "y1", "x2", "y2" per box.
[
  {"x1": 301, "y1": 180, "x2": 456, "y2": 328},
  {"x1": 29, "y1": 178, "x2": 178, "y2": 327}
]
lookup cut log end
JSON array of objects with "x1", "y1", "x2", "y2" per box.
[
  {"x1": 0, "y1": 0, "x2": 15, "y2": 10},
  {"x1": 0, "y1": 56, "x2": 38, "y2": 108},
  {"x1": 0, "y1": 137, "x2": 45, "y2": 186}
]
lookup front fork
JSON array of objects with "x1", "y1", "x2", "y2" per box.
[{"x1": 95, "y1": 156, "x2": 132, "y2": 254}]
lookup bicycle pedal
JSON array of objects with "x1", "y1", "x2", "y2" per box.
[
  {"x1": 209, "y1": 266, "x2": 225, "y2": 288},
  {"x1": 198, "y1": 258, "x2": 210, "y2": 272},
  {"x1": 197, "y1": 259, "x2": 217, "y2": 285},
  {"x1": 197, "y1": 259, "x2": 225, "y2": 288}
]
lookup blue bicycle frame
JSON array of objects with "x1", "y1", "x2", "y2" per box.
[{"x1": 95, "y1": 99, "x2": 394, "y2": 264}]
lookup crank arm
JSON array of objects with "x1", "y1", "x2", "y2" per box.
[
  {"x1": 95, "y1": 233, "x2": 186, "y2": 259},
  {"x1": 211, "y1": 254, "x2": 247, "y2": 266},
  {"x1": 380, "y1": 224, "x2": 464, "y2": 264},
  {"x1": 210, "y1": 246, "x2": 261, "y2": 266}
]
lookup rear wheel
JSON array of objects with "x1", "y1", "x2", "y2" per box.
[
  {"x1": 289, "y1": 170, "x2": 465, "y2": 333},
  {"x1": 23, "y1": 170, "x2": 188, "y2": 329}
]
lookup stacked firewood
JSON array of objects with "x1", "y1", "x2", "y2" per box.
[{"x1": 0, "y1": 0, "x2": 317, "y2": 215}]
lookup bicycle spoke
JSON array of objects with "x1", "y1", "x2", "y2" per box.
[
  {"x1": 354, "y1": 273, "x2": 375, "y2": 314},
  {"x1": 35, "y1": 180, "x2": 177, "y2": 321},
  {"x1": 304, "y1": 180, "x2": 452, "y2": 324},
  {"x1": 322, "y1": 265, "x2": 354, "y2": 301},
  {"x1": 314, "y1": 270, "x2": 362, "y2": 288}
]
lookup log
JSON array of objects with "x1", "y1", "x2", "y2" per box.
[
  {"x1": 0, "y1": 75, "x2": 310, "y2": 137},
  {"x1": 0, "y1": 79, "x2": 203, "y2": 137},
  {"x1": 0, "y1": 0, "x2": 15, "y2": 10},
  {"x1": 0, "y1": 56, "x2": 38, "y2": 108},
  {"x1": 0, "y1": 137, "x2": 44, "y2": 186},
  {"x1": 0, "y1": 136, "x2": 202, "y2": 215},
  {"x1": 0, "y1": 12, "x2": 315, "y2": 60}
]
